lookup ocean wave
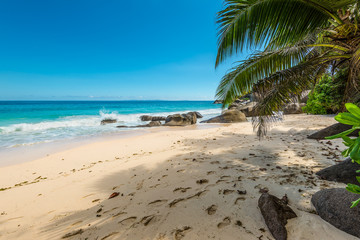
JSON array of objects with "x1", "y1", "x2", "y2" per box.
[
  {"x1": 0, "y1": 117, "x2": 100, "y2": 134},
  {"x1": 0, "y1": 107, "x2": 222, "y2": 149}
]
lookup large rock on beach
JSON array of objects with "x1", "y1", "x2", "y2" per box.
[
  {"x1": 164, "y1": 112, "x2": 197, "y2": 126},
  {"x1": 283, "y1": 103, "x2": 305, "y2": 114},
  {"x1": 140, "y1": 115, "x2": 153, "y2": 121},
  {"x1": 308, "y1": 123, "x2": 360, "y2": 140},
  {"x1": 228, "y1": 100, "x2": 251, "y2": 109},
  {"x1": 213, "y1": 100, "x2": 223, "y2": 104},
  {"x1": 230, "y1": 102, "x2": 257, "y2": 117},
  {"x1": 147, "y1": 121, "x2": 161, "y2": 127},
  {"x1": 201, "y1": 109, "x2": 247, "y2": 123},
  {"x1": 140, "y1": 115, "x2": 166, "y2": 122},
  {"x1": 312, "y1": 188, "x2": 360, "y2": 238},
  {"x1": 316, "y1": 158, "x2": 360, "y2": 185},
  {"x1": 101, "y1": 119, "x2": 117, "y2": 125},
  {"x1": 193, "y1": 111, "x2": 203, "y2": 119},
  {"x1": 151, "y1": 116, "x2": 166, "y2": 121},
  {"x1": 258, "y1": 193, "x2": 297, "y2": 240}
]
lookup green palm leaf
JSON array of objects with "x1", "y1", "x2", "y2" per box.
[{"x1": 216, "y1": 0, "x2": 356, "y2": 66}]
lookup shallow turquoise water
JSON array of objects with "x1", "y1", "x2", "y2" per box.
[{"x1": 0, "y1": 101, "x2": 221, "y2": 149}]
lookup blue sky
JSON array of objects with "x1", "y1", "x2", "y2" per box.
[{"x1": 0, "y1": 0, "x2": 249, "y2": 100}]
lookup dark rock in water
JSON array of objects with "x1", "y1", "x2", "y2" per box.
[
  {"x1": 140, "y1": 115, "x2": 153, "y2": 121},
  {"x1": 258, "y1": 193, "x2": 297, "y2": 240},
  {"x1": 283, "y1": 103, "x2": 305, "y2": 114},
  {"x1": 116, "y1": 125, "x2": 128, "y2": 128},
  {"x1": 101, "y1": 119, "x2": 117, "y2": 125},
  {"x1": 193, "y1": 111, "x2": 203, "y2": 119},
  {"x1": 201, "y1": 110, "x2": 247, "y2": 123},
  {"x1": 316, "y1": 158, "x2": 360, "y2": 185},
  {"x1": 213, "y1": 100, "x2": 223, "y2": 104},
  {"x1": 140, "y1": 115, "x2": 166, "y2": 121},
  {"x1": 308, "y1": 123, "x2": 359, "y2": 140},
  {"x1": 312, "y1": 188, "x2": 360, "y2": 238},
  {"x1": 165, "y1": 112, "x2": 197, "y2": 126},
  {"x1": 151, "y1": 116, "x2": 166, "y2": 121}
]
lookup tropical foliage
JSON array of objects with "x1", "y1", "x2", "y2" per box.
[
  {"x1": 326, "y1": 103, "x2": 360, "y2": 207},
  {"x1": 215, "y1": 0, "x2": 360, "y2": 136},
  {"x1": 303, "y1": 73, "x2": 345, "y2": 114}
]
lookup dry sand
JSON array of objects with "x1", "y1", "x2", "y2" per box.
[{"x1": 0, "y1": 114, "x2": 357, "y2": 240}]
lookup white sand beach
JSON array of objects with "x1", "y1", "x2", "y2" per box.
[{"x1": 0, "y1": 114, "x2": 357, "y2": 240}]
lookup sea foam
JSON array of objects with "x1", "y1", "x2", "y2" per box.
[{"x1": 0, "y1": 108, "x2": 222, "y2": 149}]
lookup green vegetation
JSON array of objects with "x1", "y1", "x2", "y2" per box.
[
  {"x1": 326, "y1": 103, "x2": 360, "y2": 207},
  {"x1": 303, "y1": 73, "x2": 345, "y2": 115},
  {"x1": 215, "y1": 0, "x2": 360, "y2": 136}
]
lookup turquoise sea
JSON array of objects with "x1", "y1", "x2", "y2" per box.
[{"x1": 0, "y1": 101, "x2": 222, "y2": 150}]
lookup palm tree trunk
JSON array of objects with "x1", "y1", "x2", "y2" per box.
[{"x1": 340, "y1": 72, "x2": 359, "y2": 112}]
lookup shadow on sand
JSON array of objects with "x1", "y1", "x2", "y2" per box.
[{"x1": 40, "y1": 126, "x2": 342, "y2": 240}]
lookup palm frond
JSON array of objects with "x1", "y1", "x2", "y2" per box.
[
  {"x1": 215, "y1": 0, "x2": 355, "y2": 66},
  {"x1": 216, "y1": 35, "x2": 352, "y2": 107},
  {"x1": 251, "y1": 59, "x2": 332, "y2": 137},
  {"x1": 216, "y1": 40, "x2": 319, "y2": 106}
]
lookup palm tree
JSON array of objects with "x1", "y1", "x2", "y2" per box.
[{"x1": 215, "y1": 0, "x2": 360, "y2": 137}]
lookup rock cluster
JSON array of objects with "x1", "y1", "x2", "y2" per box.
[
  {"x1": 229, "y1": 102, "x2": 257, "y2": 117},
  {"x1": 201, "y1": 109, "x2": 247, "y2": 123},
  {"x1": 283, "y1": 103, "x2": 305, "y2": 114},
  {"x1": 100, "y1": 119, "x2": 117, "y2": 125},
  {"x1": 140, "y1": 115, "x2": 166, "y2": 121},
  {"x1": 164, "y1": 112, "x2": 198, "y2": 126},
  {"x1": 116, "y1": 112, "x2": 203, "y2": 128}
]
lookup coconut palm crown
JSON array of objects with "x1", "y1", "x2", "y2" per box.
[{"x1": 215, "y1": 0, "x2": 360, "y2": 137}]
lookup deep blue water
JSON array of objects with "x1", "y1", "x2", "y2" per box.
[{"x1": 0, "y1": 101, "x2": 221, "y2": 149}]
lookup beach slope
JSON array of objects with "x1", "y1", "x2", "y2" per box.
[{"x1": 0, "y1": 114, "x2": 357, "y2": 240}]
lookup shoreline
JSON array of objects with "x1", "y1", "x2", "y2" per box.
[
  {"x1": 0, "y1": 123, "x2": 223, "y2": 168},
  {"x1": 0, "y1": 114, "x2": 357, "y2": 240}
]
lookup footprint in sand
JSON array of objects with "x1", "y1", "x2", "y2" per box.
[
  {"x1": 139, "y1": 215, "x2": 156, "y2": 226},
  {"x1": 169, "y1": 198, "x2": 186, "y2": 207},
  {"x1": 62, "y1": 229, "x2": 84, "y2": 239},
  {"x1": 217, "y1": 217, "x2": 231, "y2": 228},
  {"x1": 148, "y1": 199, "x2": 167, "y2": 206},
  {"x1": 100, "y1": 232, "x2": 119, "y2": 240},
  {"x1": 235, "y1": 197, "x2": 246, "y2": 204},
  {"x1": 136, "y1": 180, "x2": 144, "y2": 190},
  {"x1": 206, "y1": 205, "x2": 217, "y2": 215},
  {"x1": 222, "y1": 189, "x2": 235, "y2": 195},
  {"x1": 70, "y1": 220, "x2": 83, "y2": 226},
  {"x1": 118, "y1": 216, "x2": 137, "y2": 226},
  {"x1": 174, "y1": 226, "x2": 192, "y2": 240},
  {"x1": 173, "y1": 187, "x2": 191, "y2": 193},
  {"x1": 220, "y1": 175, "x2": 231, "y2": 180},
  {"x1": 112, "y1": 211, "x2": 127, "y2": 218},
  {"x1": 196, "y1": 179, "x2": 209, "y2": 184},
  {"x1": 210, "y1": 161, "x2": 220, "y2": 164}
]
